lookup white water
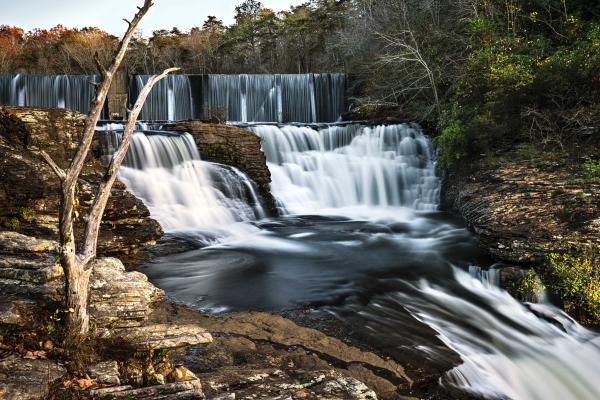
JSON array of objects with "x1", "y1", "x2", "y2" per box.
[
  {"x1": 0, "y1": 74, "x2": 99, "y2": 114},
  {"x1": 97, "y1": 128, "x2": 264, "y2": 240},
  {"x1": 249, "y1": 123, "x2": 439, "y2": 215},
  {"x1": 398, "y1": 268, "x2": 600, "y2": 400},
  {"x1": 204, "y1": 74, "x2": 346, "y2": 123},
  {"x1": 131, "y1": 75, "x2": 195, "y2": 121}
]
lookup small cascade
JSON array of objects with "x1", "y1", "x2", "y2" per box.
[
  {"x1": 468, "y1": 265, "x2": 500, "y2": 288},
  {"x1": 402, "y1": 268, "x2": 600, "y2": 400},
  {"x1": 0, "y1": 74, "x2": 99, "y2": 114},
  {"x1": 203, "y1": 73, "x2": 346, "y2": 123},
  {"x1": 96, "y1": 126, "x2": 265, "y2": 238},
  {"x1": 130, "y1": 75, "x2": 195, "y2": 121},
  {"x1": 249, "y1": 123, "x2": 440, "y2": 214}
]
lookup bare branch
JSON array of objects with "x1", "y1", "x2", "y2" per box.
[
  {"x1": 123, "y1": 18, "x2": 132, "y2": 27},
  {"x1": 39, "y1": 150, "x2": 66, "y2": 180},
  {"x1": 93, "y1": 52, "x2": 108, "y2": 77},
  {"x1": 81, "y1": 67, "x2": 180, "y2": 261}
]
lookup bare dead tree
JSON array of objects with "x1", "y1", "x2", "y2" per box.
[{"x1": 39, "y1": 0, "x2": 179, "y2": 335}]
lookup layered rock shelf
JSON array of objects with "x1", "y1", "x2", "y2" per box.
[{"x1": 0, "y1": 107, "x2": 163, "y2": 266}]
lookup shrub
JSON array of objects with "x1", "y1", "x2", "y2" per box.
[{"x1": 544, "y1": 249, "x2": 600, "y2": 323}]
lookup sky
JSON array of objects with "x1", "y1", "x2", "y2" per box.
[{"x1": 0, "y1": 0, "x2": 306, "y2": 36}]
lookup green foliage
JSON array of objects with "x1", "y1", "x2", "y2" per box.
[
  {"x1": 437, "y1": 105, "x2": 469, "y2": 167},
  {"x1": 510, "y1": 269, "x2": 546, "y2": 302},
  {"x1": 435, "y1": 4, "x2": 600, "y2": 168},
  {"x1": 582, "y1": 158, "x2": 600, "y2": 179},
  {"x1": 3, "y1": 217, "x2": 20, "y2": 231},
  {"x1": 19, "y1": 207, "x2": 36, "y2": 219},
  {"x1": 544, "y1": 250, "x2": 600, "y2": 322}
]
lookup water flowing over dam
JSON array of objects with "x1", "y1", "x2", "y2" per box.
[
  {"x1": 1, "y1": 73, "x2": 347, "y2": 123},
  {"x1": 130, "y1": 73, "x2": 346, "y2": 122},
  {"x1": 0, "y1": 74, "x2": 100, "y2": 114}
]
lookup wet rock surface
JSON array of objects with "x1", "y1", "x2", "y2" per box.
[
  {"x1": 0, "y1": 106, "x2": 162, "y2": 266},
  {"x1": 164, "y1": 121, "x2": 277, "y2": 216}
]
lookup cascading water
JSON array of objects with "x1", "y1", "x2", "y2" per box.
[
  {"x1": 136, "y1": 120, "x2": 599, "y2": 399},
  {"x1": 0, "y1": 74, "x2": 99, "y2": 114},
  {"x1": 248, "y1": 123, "x2": 440, "y2": 214},
  {"x1": 130, "y1": 75, "x2": 195, "y2": 121},
  {"x1": 402, "y1": 268, "x2": 600, "y2": 400},
  {"x1": 96, "y1": 126, "x2": 265, "y2": 241},
  {"x1": 204, "y1": 74, "x2": 346, "y2": 123}
]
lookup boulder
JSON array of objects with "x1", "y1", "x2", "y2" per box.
[
  {"x1": 89, "y1": 258, "x2": 164, "y2": 329},
  {"x1": 98, "y1": 324, "x2": 212, "y2": 352},
  {"x1": 88, "y1": 380, "x2": 204, "y2": 399},
  {"x1": 0, "y1": 232, "x2": 164, "y2": 331}
]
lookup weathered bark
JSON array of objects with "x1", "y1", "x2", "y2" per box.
[{"x1": 38, "y1": 1, "x2": 180, "y2": 336}]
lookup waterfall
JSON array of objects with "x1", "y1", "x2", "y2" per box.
[
  {"x1": 248, "y1": 123, "x2": 440, "y2": 214},
  {"x1": 203, "y1": 74, "x2": 346, "y2": 123},
  {"x1": 130, "y1": 75, "x2": 195, "y2": 121},
  {"x1": 401, "y1": 268, "x2": 600, "y2": 400},
  {"x1": 96, "y1": 126, "x2": 265, "y2": 239},
  {"x1": 0, "y1": 74, "x2": 99, "y2": 114}
]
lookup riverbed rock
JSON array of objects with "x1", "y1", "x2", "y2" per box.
[
  {"x1": 164, "y1": 121, "x2": 277, "y2": 215},
  {"x1": 0, "y1": 106, "x2": 162, "y2": 266},
  {"x1": 88, "y1": 380, "x2": 204, "y2": 399},
  {"x1": 0, "y1": 355, "x2": 67, "y2": 400}
]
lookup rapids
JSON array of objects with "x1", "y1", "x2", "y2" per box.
[{"x1": 116, "y1": 122, "x2": 600, "y2": 400}]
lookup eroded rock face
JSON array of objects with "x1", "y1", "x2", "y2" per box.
[
  {"x1": 0, "y1": 107, "x2": 162, "y2": 266},
  {"x1": 442, "y1": 157, "x2": 600, "y2": 264},
  {"x1": 0, "y1": 355, "x2": 67, "y2": 400},
  {"x1": 164, "y1": 121, "x2": 277, "y2": 216}
]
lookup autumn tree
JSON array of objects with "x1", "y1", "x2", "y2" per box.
[{"x1": 40, "y1": 0, "x2": 178, "y2": 335}]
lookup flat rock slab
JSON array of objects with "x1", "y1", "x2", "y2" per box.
[
  {"x1": 0, "y1": 232, "x2": 56, "y2": 254},
  {"x1": 89, "y1": 380, "x2": 204, "y2": 399},
  {"x1": 0, "y1": 355, "x2": 66, "y2": 400},
  {"x1": 99, "y1": 323, "x2": 213, "y2": 351}
]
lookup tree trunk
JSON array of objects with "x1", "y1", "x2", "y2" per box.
[{"x1": 63, "y1": 256, "x2": 93, "y2": 335}]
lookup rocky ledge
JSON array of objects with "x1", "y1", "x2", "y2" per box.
[
  {"x1": 0, "y1": 107, "x2": 162, "y2": 266},
  {"x1": 442, "y1": 151, "x2": 599, "y2": 323},
  {"x1": 164, "y1": 121, "x2": 278, "y2": 216}
]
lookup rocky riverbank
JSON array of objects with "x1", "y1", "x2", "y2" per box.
[
  {"x1": 442, "y1": 149, "x2": 600, "y2": 324},
  {"x1": 0, "y1": 107, "x2": 162, "y2": 266}
]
